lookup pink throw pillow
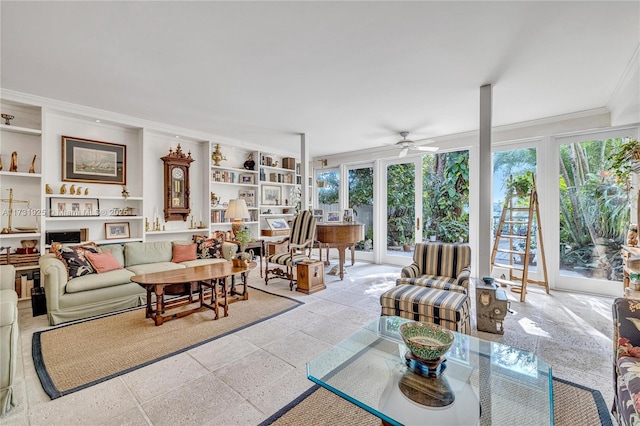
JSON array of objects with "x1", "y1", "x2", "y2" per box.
[
  {"x1": 172, "y1": 243, "x2": 197, "y2": 263},
  {"x1": 86, "y1": 252, "x2": 123, "y2": 274}
]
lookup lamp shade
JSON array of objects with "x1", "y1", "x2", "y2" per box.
[{"x1": 225, "y1": 199, "x2": 250, "y2": 220}]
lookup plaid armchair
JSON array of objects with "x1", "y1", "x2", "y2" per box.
[
  {"x1": 397, "y1": 242, "x2": 471, "y2": 293},
  {"x1": 265, "y1": 210, "x2": 317, "y2": 290}
]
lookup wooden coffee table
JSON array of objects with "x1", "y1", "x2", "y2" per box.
[{"x1": 131, "y1": 261, "x2": 256, "y2": 326}]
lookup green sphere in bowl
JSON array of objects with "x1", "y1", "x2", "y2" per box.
[{"x1": 399, "y1": 321, "x2": 455, "y2": 361}]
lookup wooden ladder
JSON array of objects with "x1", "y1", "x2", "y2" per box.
[{"x1": 490, "y1": 175, "x2": 549, "y2": 302}]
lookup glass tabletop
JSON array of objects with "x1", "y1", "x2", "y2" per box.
[{"x1": 307, "y1": 316, "x2": 553, "y2": 426}]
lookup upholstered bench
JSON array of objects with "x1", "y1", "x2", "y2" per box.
[{"x1": 380, "y1": 284, "x2": 471, "y2": 334}]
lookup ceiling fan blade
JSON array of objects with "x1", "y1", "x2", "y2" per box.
[
  {"x1": 415, "y1": 146, "x2": 439, "y2": 152},
  {"x1": 399, "y1": 147, "x2": 409, "y2": 157}
]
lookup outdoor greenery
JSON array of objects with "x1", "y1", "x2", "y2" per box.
[{"x1": 559, "y1": 138, "x2": 629, "y2": 280}]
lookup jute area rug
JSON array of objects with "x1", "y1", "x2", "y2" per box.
[
  {"x1": 262, "y1": 378, "x2": 612, "y2": 426},
  {"x1": 33, "y1": 287, "x2": 301, "y2": 399}
]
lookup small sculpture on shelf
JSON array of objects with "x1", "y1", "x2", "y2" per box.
[
  {"x1": 76, "y1": 187, "x2": 83, "y2": 196},
  {"x1": 121, "y1": 185, "x2": 129, "y2": 199},
  {"x1": 211, "y1": 144, "x2": 226, "y2": 166},
  {"x1": 243, "y1": 153, "x2": 255, "y2": 170},
  {"x1": 9, "y1": 151, "x2": 17, "y2": 172},
  {"x1": 29, "y1": 155, "x2": 37, "y2": 173},
  {"x1": 45, "y1": 184, "x2": 53, "y2": 194},
  {"x1": 145, "y1": 217, "x2": 150, "y2": 232},
  {"x1": 84, "y1": 188, "x2": 89, "y2": 195},
  {"x1": 60, "y1": 184, "x2": 67, "y2": 194},
  {"x1": 70, "y1": 185, "x2": 76, "y2": 195},
  {"x1": 1, "y1": 114, "x2": 14, "y2": 125}
]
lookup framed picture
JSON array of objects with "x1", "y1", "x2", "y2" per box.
[
  {"x1": 265, "y1": 217, "x2": 290, "y2": 230},
  {"x1": 238, "y1": 189, "x2": 255, "y2": 207},
  {"x1": 325, "y1": 211, "x2": 342, "y2": 223},
  {"x1": 343, "y1": 208, "x2": 354, "y2": 223},
  {"x1": 312, "y1": 209, "x2": 324, "y2": 223},
  {"x1": 261, "y1": 185, "x2": 281, "y2": 205},
  {"x1": 62, "y1": 136, "x2": 126, "y2": 184},
  {"x1": 105, "y1": 222, "x2": 130, "y2": 239},
  {"x1": 49, "y1": 198, "x2": 100, "y2": 217},
  {"x1": 239, "y1": 173, "x2": 255, "y2": 184}
]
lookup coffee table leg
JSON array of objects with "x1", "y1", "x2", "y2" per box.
[
  {"x1": 222, "y1": 277, "x2": 229, "y2": 317},
  {"x1": 213, "y1": 279, "x2": 219, "y2": 320},
  {"x1": 145, "y1": 287, "x2": 153, "y2": 318},
  {"x1": 241, "y1": 272, "x2": 249, "y2": 300},
  {"x1": 154, "y1": 284, "x2": 165, "y2": 326}
]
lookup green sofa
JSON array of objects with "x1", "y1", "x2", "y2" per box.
[
  {"x1": 39, "y1": 240, "x2": 237, "y2": 325},
  {"x1": 0, "y1": 264, "x2": 18, "y2": 415}
]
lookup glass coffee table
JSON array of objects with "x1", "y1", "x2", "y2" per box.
[{"x1": 307, "y1": 316, "x2": 553, "y2": 425}]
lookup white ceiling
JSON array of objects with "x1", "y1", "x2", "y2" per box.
[{"x1": 1, "y1": 1, "x2": 639, "y2": 157}]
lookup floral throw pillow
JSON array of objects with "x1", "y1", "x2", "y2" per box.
[
  {"x1": 193, "y1": 234, "x2": 223, "y2": 259},
  {"x1": 53, "y1": 243, "x2": 101, "y2": 278}
]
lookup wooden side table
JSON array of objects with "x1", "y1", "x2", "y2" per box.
[{"x1": 296, "y1": 260, "x2": 325, "y2": 294}]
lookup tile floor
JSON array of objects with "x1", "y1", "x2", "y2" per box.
[{"x1": 1, "y1": 262, "x2": 616, "y2": 425}]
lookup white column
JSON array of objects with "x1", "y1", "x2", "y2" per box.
[
  {"x1": 300, "y1": 133, "x2": 309, "y2": 211},
  {"x1": 478, "y1": 84, "x2": 493, "y2": 277}
]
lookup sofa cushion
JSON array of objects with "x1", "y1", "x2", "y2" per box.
[
  {"x1": 53, "y1": 242, "x2": 101, "y2": 278},
  {"x1": 87, "y1": 252, "x2": 123, "y2": 273},
  {"x1": 193, "y1": 235, "x2": 224, "y2": 259},
  {"x1": 179, "y1": 258, "x2": 229, "y2": 268},
  {"x1": 65, "y1": 268, "x2": 135, "y2": 293},
  {"x1": 172, "y1": 243, "x2": 197, "y2": 263},
  {"x1": 126, "y1": 262, "x2": 186, "y2": 275},
  {"x1": 98, "y1": 244, "x2": 125, "y2": 267},
  {"x1": 124, "y1": 241, "x2": 173, "y2": 267}
]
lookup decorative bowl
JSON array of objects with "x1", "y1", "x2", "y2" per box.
[{"x1": 399, "y1": 321, "x2": 454, "y2": 361}]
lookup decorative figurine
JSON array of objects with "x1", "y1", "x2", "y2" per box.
[
  {"x1": 45, "y1": 184, "x2": 53, "y2": 194},
  {"x1": 243, "y1": 153, "x2": 256, "y2": 170},
  {"x1": 76, "y1": 187, "x2": 82, "y2": 195},
  {"x1": 211, "y1": 144, "x2": 226, "y2": 166},
  {"x1": 29, "y1": 155, "x2": 36, "y2": 173},
  {"x1": 84, "y1": 188, "x2": 89, "y2": 195},
  {"x1": 9, "y1": 151, "x2": 17, "y2": 172},
  {"x1": 70, "y1": 185, "x2": 76, "y2": 195},
  {"x1": 60, "y1": 184, "x2": 67, "y2": 194},
  {"x1": 121, "y1": 185, "x2": 129, "y2": 199},
  {"x1": 1, "y1": 114, "x2": 14, "y2": 125}
]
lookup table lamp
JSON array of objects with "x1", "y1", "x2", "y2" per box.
[{"x1": 225, "y1": 199, "x2": 250, "y2": 235}]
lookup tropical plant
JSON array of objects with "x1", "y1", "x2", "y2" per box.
[
  {"x1": 506, "y1": 172, "x2": 534, "y2": 198},
  {"x1": 608, "y1": 139, "x2": 640, "y2": 182}
]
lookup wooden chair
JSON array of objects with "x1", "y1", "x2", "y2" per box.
[{"x1": 264, "y1": 210, "x2": 317, "y2": 290}]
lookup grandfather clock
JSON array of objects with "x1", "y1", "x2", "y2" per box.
[{"x1": 161, "y1": 145, "x2": 194, "y2": 221}]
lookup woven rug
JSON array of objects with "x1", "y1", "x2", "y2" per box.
[
  {"x1": 261, "y1": 377, "x2": 612, "y2": 426},
  {"x1": 33, "y1": 287, "x2": 302, "y2": 399}
]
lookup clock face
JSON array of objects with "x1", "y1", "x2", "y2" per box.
[{"x1": 172, "y1": 167, "x2": 184, "y2": 179}]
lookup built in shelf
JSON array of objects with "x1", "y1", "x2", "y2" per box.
[
  {"x1": 44, "y1": 195, "x2": 143, "y2": 201},
  {"x1": 93, "y1": 237, "x2": 144, "y2": 245},
  {"x1": 260, "y1": 165, "x2": 296, "y2": 173},
  {"x1": 0, "y1": 171, "x2": 42, "y2": 178},
  {"x1": 0, "y1": 232, "x2": 41, "y2": 239},
  {"x1": 209, "y1": 181, "x2": 258, "y2": 187},
  {"x1": 0, "y1": 124, "x2": 41, "y2": 135},
  {"x1": 46, "y1": 216, "x2": 145, "y2": 221},
  {"x1": 211, "y1": 165, "x2": 258, "y2": 173},
  {"x1": 145, "y1": 229, "x2": 206, "y2": 235},
  {"x1": 258, "y1": 181, "x2": 297, "y2": 187}
]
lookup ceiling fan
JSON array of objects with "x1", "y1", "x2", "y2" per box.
[{"x1": 395, "y1": 132, "x2": 438, "y2": 157}]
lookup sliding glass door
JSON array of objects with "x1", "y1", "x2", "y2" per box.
[{"x1": 347, "y1": 164, "x2": 374, "y2": 258}]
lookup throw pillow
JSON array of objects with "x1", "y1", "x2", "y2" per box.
[
  {"x1": 86, "y1": 252, "x2": 123, "y2": 273},
  {"x1": 193, "y1": 234, "x2": 224, "y2": 259},
  {"x1": 52, "y1": 242, "x2": 101, "y2": 278},
  {"x1": 172, "y1": 243, "x2": 197, "y2": 263}
]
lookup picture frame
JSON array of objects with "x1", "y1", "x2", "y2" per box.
[
  {"x1": 105, "y1": 222, "x2": 130, "y2": 240},
  {"x1": 49, "y1": 197, "x2": 100, "y2": 217},
  {"x1": 265, "y1": 217, "x2": 290, "y2": 230},
  {"x1": 239, "y1": 173, "x2": 255, "y2": 185},
  {"x1": 342, "y1": 208, "x2": 354, "y2": 223},
  {"x1": 312, "y1": 209, "x2": 324, "y2": 223},
  {"x1": 325, "y1": 211, "x2": 342, "y2": 223},
  {"x1": 238, "y1": 189, "x2": 255, "y2": 207},
  {"x1": 261, "y1": 185, "x2": 281, "y2": 205},
  {"x1": 62, "y1": 136, "x2": 126, "y2": 184}
]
